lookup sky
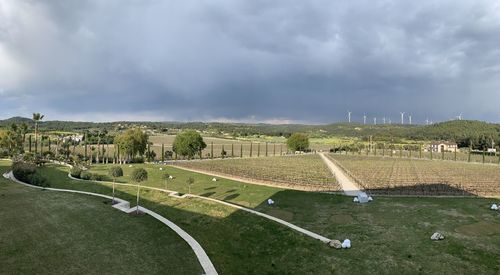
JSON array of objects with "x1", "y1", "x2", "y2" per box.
[{"x1": 1, "y1": 0, "x2": 500, "y2": 124}]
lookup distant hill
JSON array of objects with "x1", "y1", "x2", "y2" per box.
[{"x1": 0, "y1": 117, "x2": 498, "y2": 145}]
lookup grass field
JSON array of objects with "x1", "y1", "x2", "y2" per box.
[
  {"x1": 173, "y1": 154, "x2": 340, "y2": 191},
  {"x1": 3, "y1": 160, "x2": 500, "y2": 274},
  {"x1": 329, "y1": 154, "x2": 500, "y2": 196},
  {"x1": 0, "y1": 161, "x2": 203, "y2": 274}
]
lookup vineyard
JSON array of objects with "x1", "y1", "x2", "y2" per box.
[
  {"x1": 328, "y1": 154, "x2": 500, "y2": 196},
  {"x1": 174, "y1": 154, "x2": 340, "y2": 191}
]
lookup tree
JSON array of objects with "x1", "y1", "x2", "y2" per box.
[
  {"x1": 32, "y1": 113, "x2": 44, "y2": 154},
  {"x1": 114, "y1": 128, "x2": 148, "y2": 163},
  {"x1": 108, "y1": 166, "x2": 123, "y2": 203},
  {"x1": 186, "y1": 176, "x2": 194, "y2": 194},
  {"x1": 131, "y1": 168, "x2": 148, "y2": 214},
  {"x1": 287, "y1": 133, "x2": 309, "y2": 152},
  {"x1": 172, "y1": 130, "x2": 207, "y2": 159}
]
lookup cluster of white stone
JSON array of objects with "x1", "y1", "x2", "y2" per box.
[{"x1": 491, "y1": 204, "x2": 498, "y2": 211}]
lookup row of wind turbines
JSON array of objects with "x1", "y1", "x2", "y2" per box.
[{"x1": 346, "y1": 111, "x2": 463, "y2": 125}]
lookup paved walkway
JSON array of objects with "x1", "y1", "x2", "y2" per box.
[
  {"x1": 319, "y1": 153, "x2": 363, "y2": 196},
  {"x1": 3, "y1": 171, "x2": 218, "y2": 275},
  {"x1": 68, "y1": 174, "x2": 332, "y2": 244}
]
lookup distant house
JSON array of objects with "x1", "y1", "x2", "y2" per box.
[{"x1": 429, "y1": 141, "x2": 458, "y2": 153}]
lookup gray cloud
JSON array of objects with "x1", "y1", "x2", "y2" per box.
[{"x1": 1, "y1": 0, "x2": 500, "y2": 123}]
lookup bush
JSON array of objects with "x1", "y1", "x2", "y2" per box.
[
  {"x1": 11, "y1": 161, "x2": 49, "y2": 187},
  {"x1": 90, "y1": 173, "x2": 105, "y2": 181},
  {"x1": 12, "y1": 162, "x2": 36, "y2": 183},
  {"x1": 80, "y1": 171, "x2": 92, "y2": 180},
  {"x1": 70, "y1": 167, "x2": 82, "y2": 178},
  {"x1": 131, "y1": 157, "x2": 144, "y2": 163},
  {"x1": 79, "y1": 170, "x2": 104, "y2": 181}
]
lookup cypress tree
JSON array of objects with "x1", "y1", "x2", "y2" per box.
[
  {"x1": 147, "y1": 143, "x2": 151, "y2": 162},
  {"x1": 257, "y1": 143, "x2": 260, "y2": 157},
  {"x1": 28, "y1": 135, "x2": 32, "y2": 153},
  {"x1": 240, "y1": 144, "x2": 243, "y2": 158},
  {"x1": 250, "y1": 142, "x2": 253, "y2": 157},
  {"x1": 280, "y1": 144, "x2": 283, "y2": 155},
  {"x1": 468, "y1": 146, "x2": 471, "y2": 162},
  {"x1": 265, "y1": 142, "x2": 268, "y2": 157},
  {"x1": 222, "y1": 144, "x2": 225, "y2": 159},
  {"x1": 48, "y1": 137, "x2": 51, "y2": 152},
  {"x1": 419, "y1": 145, "x2": 422, "y2": 158},
  {"x1": 454, "y1": 149, "x2": 457, "y2": 161},
  {"x1": 161, "y1": 143, "x2": 165, "y2": 162},
  {"x1": 211, "y1": 142, "x2": 214, "y2": 159},
  {"x1": 273, "y1": 143, "x2": 276, "y2": 156},
  {"x1": 231, "y1": 143, "x2": 234, "y2": 158}
]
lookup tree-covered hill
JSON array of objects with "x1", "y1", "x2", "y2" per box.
[{"x1": 0, "y1": 117, "x2": 498, "y2": 147}]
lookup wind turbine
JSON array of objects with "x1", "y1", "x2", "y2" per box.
[
  {"x1": 400, "y1": 112, "x2": 405, "y2": 124},
  {"x1": 348, "y1": 111, "x2": 352, "y2": 123},
  {"x1": 425, "y1": 118, "x2": 429, "y2": 125},
  {"x1": 374, "y1": 117, "x2": 377, "y2": 125},
  {"x1": 409, "y1": 115, "x2": 412, "y2": 125},
  {"x1": 383, "y1": 117, "x2": 386, "y2": 124},
  {"x1": 458, "y1": 113, "x2": 462, "y2": 120},
  {"x1": 363, "y1": 114, "x2": 367, "y2": 125}
]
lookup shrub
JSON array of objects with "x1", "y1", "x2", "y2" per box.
[
  {"x1": 90, "y1": 173, "x2": 105, "y2": 181},
  {"x1": 70, "y1": 167, "x2": 83, "y2": 178},
  {"x1": 131, "y1": 157, "x2": 145, "y2": 163},
  {"x1": 12, "y1": 162, "x2": 36, "y2": 183},
  {"x1": 29, "y1": 172, "x2": 49, "y2": 187},
  {"x1": 11, "y1": 161, "x2": 49, "y2": 187},
  {"x1": 80, "y1": 171, "x2": 92, "y2": 180}
]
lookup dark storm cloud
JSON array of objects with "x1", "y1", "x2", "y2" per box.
[{"x1": 0, "y1": 0, "x2": 499, "y2": 123}]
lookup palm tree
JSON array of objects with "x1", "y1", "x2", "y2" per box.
[{"x1": 32, "y1": 113, "x2": 44, "y2": 154}]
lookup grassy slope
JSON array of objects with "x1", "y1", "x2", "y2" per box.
[
  {"x1": 35, "y1": 162, "x2": 500, "y2": 274},
  {"x1": 0, "y1": 161, "x2": 203, "y2": 275}
]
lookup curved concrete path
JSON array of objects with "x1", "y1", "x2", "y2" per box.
[
  {"x1": 67, "y1": 174, "x2": 332, "y2": 244},
  {"x1": 319, "y1": 153, "x2": 363, "y2": 196},
  {"x1": 3, "y1": 171, "x2": 218, "y2": 275}
]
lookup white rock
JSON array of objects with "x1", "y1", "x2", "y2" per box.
[
  {"x1": 169, "y1": 175, "x2": 174, "y2": 179},
  {"x1": 341, "y1": 239, "x2": 351, "y2": 249},
  {"x1": 159, "y1": 167, "x2": 163, "y2": 171},
  {"x1": 128, "y1": 165, "x2": 133, "y2": 168},
  {"x1": 267, "y1": 199, "x2": 274, "y2": 205},
  {"x1": 368, "y1": 196, "x2": 373, "y2": 202},
  {"x1": 212, "y1": 178, "x2": 217, "y2": 182},
  {"x1": 491, "y1": 204, "x2": 498, "y2": 211},
  {"x1": 430, "y1": 232, "x2": 445, "y2": 241},
  {"x1": 353, "y1": 197, "x2": 359, "y2": 203}
]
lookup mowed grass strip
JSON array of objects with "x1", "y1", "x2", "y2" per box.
[
  {"x1": 0, "y1": 162, "x2": 203, "y2": 275},
  {"x1": 174, "y1": 154, "x2": 340, "y2": 191}
]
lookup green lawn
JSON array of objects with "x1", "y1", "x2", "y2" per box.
[
  {"x1": 0, "y1": 161, "x2": 203, "y2": 275},
  {"x1": 4, "y1": 160, "x2": 500, "y2": 274}
]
